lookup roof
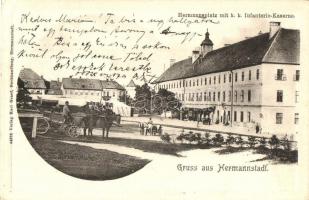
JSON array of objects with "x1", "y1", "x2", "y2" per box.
[
  {"x1": 46, "y1": 81, "x2": 63, "y2": 95},
  {"x1": 62, "y1": 78, "x2": 125, "y2": 90},
  {"x1": 19, "y1": 68, "x2": 42, "y2": 80},
  {"x1": 62, "y1": 78, "x2": 102, "y2": 90},
  {"x1": 101, "y1": 80, "x2": 125, "y2": 90},
  {"x1": 155, "y1": 58, "x2": 193, "y2": 83},
  {"x1": 18, "y1": 68, "x2": 46, "y2": 89},
  {"x1": 154, "y1": 28, "x2": 299, "y2": 83},
  {"x1": 127, "y1": 79, "x2": 137, "y2": 87},
  {"x1": 49, "y1": 81, "x2": 62, "y2": 90}
]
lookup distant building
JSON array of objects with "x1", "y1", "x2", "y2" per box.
[
  {"x1": 101, "y1": 80, "x2": 126, "y2": 101},
  {"x1": 154, "y1": 22, "x2": 300, "y2": 136},
  {"x1": 18, "y1": 68, "x2": 46, "y2": 95},
  {"x1": 61, "y1": 77, "x2": 125, "y2": 102},
  {"x1": 126, "y1": 79, "x2": 137, "y2": 98},
  {"x1": 46, "y1": 79, "x2": 63, "y2": 95}
]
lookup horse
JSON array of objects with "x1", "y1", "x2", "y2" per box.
[
  {"x1": 96, "y1": 109, "x2": 115, "y2": 138},
  {"x1": 82, "y1": 113, "x2": 98, "y2": 136}
]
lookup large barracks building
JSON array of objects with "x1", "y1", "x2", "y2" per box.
[{"x1": 154, "y1": 22, "x2": 300, "y2": 136}]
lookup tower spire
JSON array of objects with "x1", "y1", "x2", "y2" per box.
[{"x1": 200, "y1": 29, "x2": 213, "y2": 56}]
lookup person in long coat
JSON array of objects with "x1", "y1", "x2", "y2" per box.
[
  {"x1": 83, "y1": 102, "x2": 96, "y2": 137},
  {"x1": 101, "y1": 106, "x2": 114, "y2": 138}
]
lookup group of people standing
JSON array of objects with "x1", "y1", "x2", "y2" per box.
[{"x1": 139, "y1": 118, "x2": 162, "y2": 136}]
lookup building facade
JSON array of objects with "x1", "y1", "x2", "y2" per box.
[
  {"x1": 61, "y1": 78, "x2": 125, "y2": 102},
  {"x1": 154, "y1": 22, "x2": 300, "y2": 136}
]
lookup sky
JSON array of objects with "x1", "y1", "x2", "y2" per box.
[{"x1": 13, "y1": 1, "x2": 302, "y2": 86}]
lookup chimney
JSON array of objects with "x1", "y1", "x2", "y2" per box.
[
  {"x1": 41, "y1": 75, "x2": 44, "y2": 79},
  {"x1": 269, "y1": 22, "x2": 281, "y2": 39},
  {"x1": 69, "y1": 75, "x2": 72, "y2": 78},
  {"x1": 224, "y1": 44, "x2": 230, "y2": 47},
  {"x1": 258, "y1": 31, "x2": 263, "y2": 35},
  {"x1": 170, "y1": 59, "x2": 176, "y2": 67},
  {"x1": 57, "y1": 78, "x2": 60, "y2": 82},
  {"x1": 192, "y1": 48, "x2": 200, "y2": 64}
]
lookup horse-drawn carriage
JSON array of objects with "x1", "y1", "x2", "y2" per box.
[
  {"x1": 48, "y1": 109, "x2": 117, "y2": 138},
  {"x1": 18, "y1": 104, "x2": 119, "y2": 138},
  {"x1": 138, "y1": 122, "x2": 162, "y2": 136},
  {"x1": 48, "y1": 112, "x2": 87, "y2": 137}
]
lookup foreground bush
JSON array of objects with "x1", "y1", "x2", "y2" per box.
[
  {"x1": 259, "y1": 137, "x2": 267, "y2": 148},
  {"x1": 212, "y1": 133, "x2": 224, "y2": 146},
  {"x1": 269, "y1": 135, "x2": 280, "y2": 150},
  {"x1": 248, "y1": 136, "x2": 257, "y2": 148},
  {"x1": 281, "y1": 135, "x2": 292, "y2": 151},
  {"x1": 160, "y1": 133, "x2": 171, "y2": 143},
  {"x1": 203, "y1": 132, "x2": 212, "y2": 146},
  {"x1": 235, "y1": 136, "x2": 244, "y2": 147},
  {"x1": 225, "y1": 134, "x2": 235, "y2": 147},
  {"x1": 176, "y1": 132, "x2": 202, "y2": 144}
]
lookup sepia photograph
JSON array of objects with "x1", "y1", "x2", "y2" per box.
[{"x1": 1, "y1": 1, "x2": 309, "y2": 200}]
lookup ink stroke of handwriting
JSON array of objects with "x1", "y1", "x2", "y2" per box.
[{"x1": 15, "y1": 12, "x2": 219, "y2": 82}]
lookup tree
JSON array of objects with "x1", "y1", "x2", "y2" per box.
[
  {"x1": 17, "y1": 78, "x2": 32, "y2": 108},
  {"x1": 153, "y1": 88, "x2": 182, "y2": 114},
  {"x1": 134, "y1": 83, "x2": 152, "y2": 113}
]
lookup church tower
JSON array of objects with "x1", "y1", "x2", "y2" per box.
[{"x1": 200, "y1": 29, "x2": 213, "y2": 57}]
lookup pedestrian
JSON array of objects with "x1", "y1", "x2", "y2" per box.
[
  {"x1": 63, "y1": 101, "x2": 72, "y2": 124},
  {"x1": 255, "y1": 123, "x2": 260, "y2": 134},
  {"x1": 102, "y1": 105, "x2": 114, "y2": 138},
  {"x1": 82, "y1": 102, "x2": 96, "y2": 137},
  {"x1": 158, "y1": 125, "x2": 162, "y2": 135},
  {"x1": 146, "y1": 118, "x2": 153, "y2": 135},
  {"x1": 87, "y1": 105, "x2": 96, "y2": 136},
  {"x1": 139, "y1": 122, "x2": 144, "y2": 135}
]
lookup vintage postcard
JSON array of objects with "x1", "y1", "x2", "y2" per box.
[{"x1": 0, "y1": 0, "x2": 309, "y2": 200}]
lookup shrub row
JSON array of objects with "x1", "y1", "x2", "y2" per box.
[{"x1": 161, "y1": 131, "x2": 294, "y2": 151}]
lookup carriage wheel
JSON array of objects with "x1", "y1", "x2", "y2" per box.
[
  {"x1": 37, "y1": 117, "x2": 50, "y2": 134},
  {"x1": 68, "y1": 126, "x2": 81, "y2": 138}
]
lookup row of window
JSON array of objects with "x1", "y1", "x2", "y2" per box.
[
  {"x1": 276, "y1": 113, "x2": 299, "y2": 124},
  {"x1": 227, "y1": 111, "x2": 299, "y2": 124},
  {"x1": 64, "y1": 90, "x2": 117, "y2": 97},
  {"x1": 159, "y1": 69, "x2": 300, "y2": 90},
  {"x1": 276, "y1": 90, "x2": 299, "y2": 103},
  {"x1": 176, "y1": 90, "x2": 252, "y2": 103},
  {"x1": 275, "y1": 69, "x2": 300, "y2": 81},
  {"x1": 174, "y1": 89, "x2": 299, "y2": 104},
  {"x1": 159, "y1": 69, "x2": 260, "y2": 90},
  {"x1": 232, "y1": 111, "x2": 251, "y2": 123}
]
